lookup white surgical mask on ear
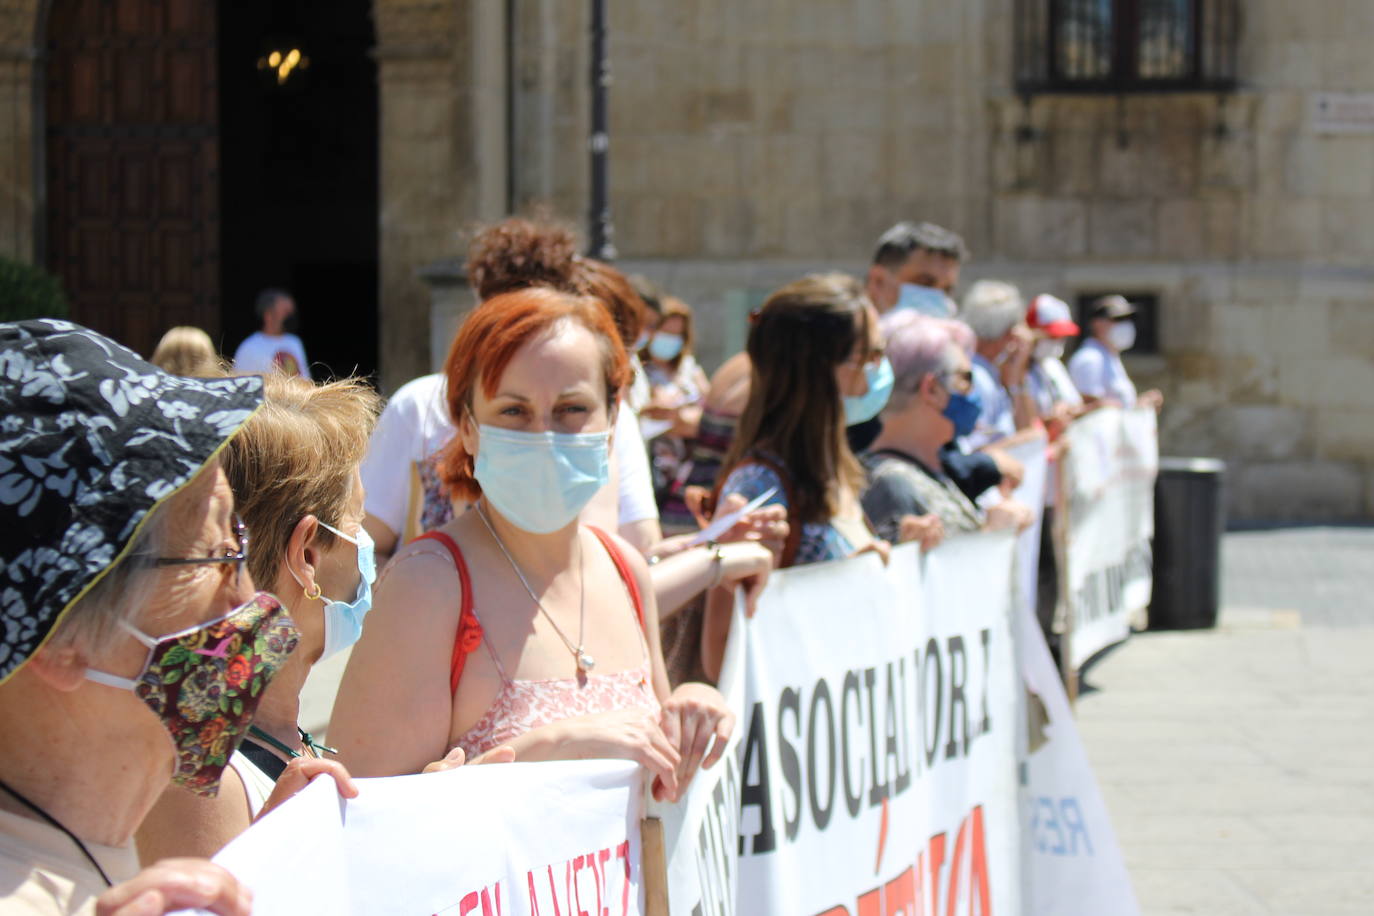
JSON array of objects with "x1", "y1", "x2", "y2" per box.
[
  {"x1": 1108, "y1": 321, "x2": 1136, "y2": 352},
  {"x1": 289, "y1": 521, "x2": 377, "y2": 660}
]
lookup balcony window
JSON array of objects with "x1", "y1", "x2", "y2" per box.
[{"x1": 1015, "y1": 0, "x2": 1239, "y2": 94}]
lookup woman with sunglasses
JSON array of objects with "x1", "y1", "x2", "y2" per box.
[
  {"x1": 700, "y1": 273, "x2": 891, "y2": 680},
  {"x1": 861, "y1": 311, "x2": 1035, "y2": 544},
  {"x1": 137, "y1": 373, "x2": 387, "y2": 861}
]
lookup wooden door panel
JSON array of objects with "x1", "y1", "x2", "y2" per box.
[
  {"x1": 72, "y1": 149, "x2": 110, "y2": 219},
  {"x1": 72, "y1": 228, "x2": 112, "y2": 293},
  {"x1": 115, "y1": 0, "x2": 151, "y2": 37},
  {"x1": 46, "y1": 0, "x2": 218, "y2": 359},
  {"x1": 114, "y1": 50, "x2": 153, "y2": 121},
  {"x1": 167, "y1": 52, "x2": 204, "y2": 121},
  {"x1": 117, "y1": 151, "x2": 150, "y2": 218},
  {"x1": 119, "y1": 231, "x2": 148, "y2": 290}
]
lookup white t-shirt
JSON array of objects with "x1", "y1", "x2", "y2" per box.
[
  {"x1": 627, "y1": 357, "x2": 652, "y2": 414},
  {"x1": 614, "y1": 405, "x2": 659, "y2": 526},
  {"x1": 360, "y1": 373, "x2": 455, "y2": 544},
  {"x1": 233, "y1": 331, "x2": 311, "y2": 379},
  {"x1": 1068, "y1": 338, "x2": 1137, "y2": 408},
  {"x1": 361, "y1": 373, "x2": 659, "y2": 543}
]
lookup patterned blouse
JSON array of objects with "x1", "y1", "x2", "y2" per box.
[
  {"x1": 718, "y1": 460, "x2": 857, "y2": 566},
  {"x1": 860, "y1": 449, "x2": 984, "y2": 543}
]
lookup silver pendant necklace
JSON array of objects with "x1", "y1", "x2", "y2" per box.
[{"x1": 475, "y1": 502, "x2": 594, "y2": 673}]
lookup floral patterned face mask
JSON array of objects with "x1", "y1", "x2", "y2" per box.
[{"x1": 85, "y1": 592, "x2": 299, "y2": 797}]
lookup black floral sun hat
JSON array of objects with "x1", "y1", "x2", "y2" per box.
[{"x1": 0, "y1": 319, "x2": 265, "y2": 684}]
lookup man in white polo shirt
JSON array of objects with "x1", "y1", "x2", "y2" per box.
[{"x1": 1068, "y1": 294, "x2": 1162, "y2": 411}]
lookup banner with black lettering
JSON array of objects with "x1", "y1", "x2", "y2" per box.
[
  {"x1": 648, "y1": 602, "x2": 746, "y2": 916},
  {"x1": 734, "y1": 538, "x2": 1022, "y2": 916},
  {"x1": 1061, "y1": 408, "x2": 1158, "y2": 669}
]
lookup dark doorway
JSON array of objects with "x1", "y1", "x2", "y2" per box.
[
  {"x1": 45, "y1": 0, "x2": 220, "y2": 359},
  {"x1": 218, "y1": 0, "x2": 378, "y2": 381}
]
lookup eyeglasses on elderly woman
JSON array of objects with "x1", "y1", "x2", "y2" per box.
[{"x1": 133, "y1": 514, "x2": 249, "y2": 582}]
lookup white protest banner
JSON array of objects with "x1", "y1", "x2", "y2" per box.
[
  {"x1": 1061, "y1": 407, "x2": 1158, "y2": 669},
  {"x1": 202, "y1": 758, "x2": 644, "y2": 915},
  {"x1": 1018, "y1": 584, "x2": 1140, "y2": 915},
  {"x1": 1001, "y1": 433, "x2": 1050, "y2": 628},
  {"x1": 647, "y1": 603, "x2": 747, "y2": 916},
  {"x1": 1003, "y1": 433, "x2": 1140, "y2": 913},
  {"x1": 734, "y1": 538, "x2": 1022, "y2": 916}
]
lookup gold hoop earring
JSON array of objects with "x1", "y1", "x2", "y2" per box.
[{"x1": 304, "y1": 583, "x2": 323, "y2": 601}]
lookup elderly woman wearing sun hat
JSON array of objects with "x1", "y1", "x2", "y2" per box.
[{"x1": 0, "y1": 320, "x2": 353, "y2": 915}]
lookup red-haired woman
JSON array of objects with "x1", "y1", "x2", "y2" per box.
[{"x1": 329, "y1": 287, "x2": 739, "y2": 800}]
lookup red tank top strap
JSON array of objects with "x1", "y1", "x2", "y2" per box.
[
  {"x1": 413, "y1": 531, "x2": 482, "y2": 697},
  {"x1": 587, "y1": 526, "x2": 645, "y2": 630}
]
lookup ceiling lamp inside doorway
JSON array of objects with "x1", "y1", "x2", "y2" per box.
[{"x1": 257, "y1": 48, "x2": 309, "y2": 85}]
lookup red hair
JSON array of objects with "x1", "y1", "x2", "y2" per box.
[{"x1": 440, "y1": 286, "x2": 631, "y2": 502}]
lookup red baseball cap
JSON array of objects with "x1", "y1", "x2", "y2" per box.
[{"x1": 1027, "y1": 294, "x2": 1080, "y2": 338}]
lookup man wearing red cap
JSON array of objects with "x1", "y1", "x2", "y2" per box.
[{"x1": 1025, "y1": 293, "x2": 1086, "y2": 438}]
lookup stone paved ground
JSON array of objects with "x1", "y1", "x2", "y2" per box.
[{"x1": 1076, "y1": 526, "x2": 1374, "y2": 916}]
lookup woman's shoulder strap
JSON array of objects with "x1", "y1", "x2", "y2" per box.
[
  {"x1": 586, "y1": 526, "x2": 646, "y2": 630},
  {"x1": 412, "y1": 531, "x2": 482, "y2": 696}
]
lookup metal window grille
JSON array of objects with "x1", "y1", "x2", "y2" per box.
[{"x1": 1015, "y1": 0, "x2": 1239, "y2": 94}]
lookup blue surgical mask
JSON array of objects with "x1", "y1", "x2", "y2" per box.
[
  {"x1": 318, "y1": 522, "x2": 375, "y2": 659},
  {"x1": 843, "y1": 357, "x2": 894, "y2": 426},
  {"x1": 292, "y1": 521, "x2": 376, "y2": 660},
  {"x1": 474, "y1": 423, "x2": 611, "y2": 534},
  {"x1": 648, "y1": 332, "x2": 684, "y2": 362},
  {"x1": 895, "y1": 283, "x2": 956, "y2": 318},
  {"x1": 942, "y1": 385, "x2": 983, "y2": 438}
]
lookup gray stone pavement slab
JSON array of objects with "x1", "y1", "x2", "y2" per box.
[
  {"x1": 1076, "y1": 527, "x2": 1374, "y2": 915},
  {"x1": 1220, "y1": 526, "x2": 1374, "y2": 626}
]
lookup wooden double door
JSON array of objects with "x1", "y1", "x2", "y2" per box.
[{"x1": 46, "y1": 0, "x2": 219, "y2": 359}]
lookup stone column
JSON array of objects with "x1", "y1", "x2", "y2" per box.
[
  {"x1": 373, "y1": 0, "x2": 507, "y2": 394},
  {"x1": 417, "y1": 257, "x2": 473, "y2": 373}
]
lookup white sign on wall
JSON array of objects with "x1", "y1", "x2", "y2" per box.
[{"x1": 1309, "y1": 92, "x2": 1374, "y2": 134}]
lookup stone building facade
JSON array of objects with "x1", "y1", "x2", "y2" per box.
[
  {"x1": 552, "y1": 0, "x2": 1374, "y2": 522},
  {"x1": 0, "y1": 1, "x2": 1370, "y2": 520}
]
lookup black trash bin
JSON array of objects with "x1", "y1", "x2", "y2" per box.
[{"x1": 1150, "y1": 457, "x2": 1226, "y2": 630}]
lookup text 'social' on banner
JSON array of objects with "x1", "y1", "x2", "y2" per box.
[{"x1": 732, "y1": 540, "x2": 1022, "y2": 916}]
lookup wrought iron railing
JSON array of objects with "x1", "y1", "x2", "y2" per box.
[{"x1": 1015, "y1": 0, "x2": 1239, "y2": 94}]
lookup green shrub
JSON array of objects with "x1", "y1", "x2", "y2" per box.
[{"x1": 0, "y1": 256, "x2": 68, "y2": 322}]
